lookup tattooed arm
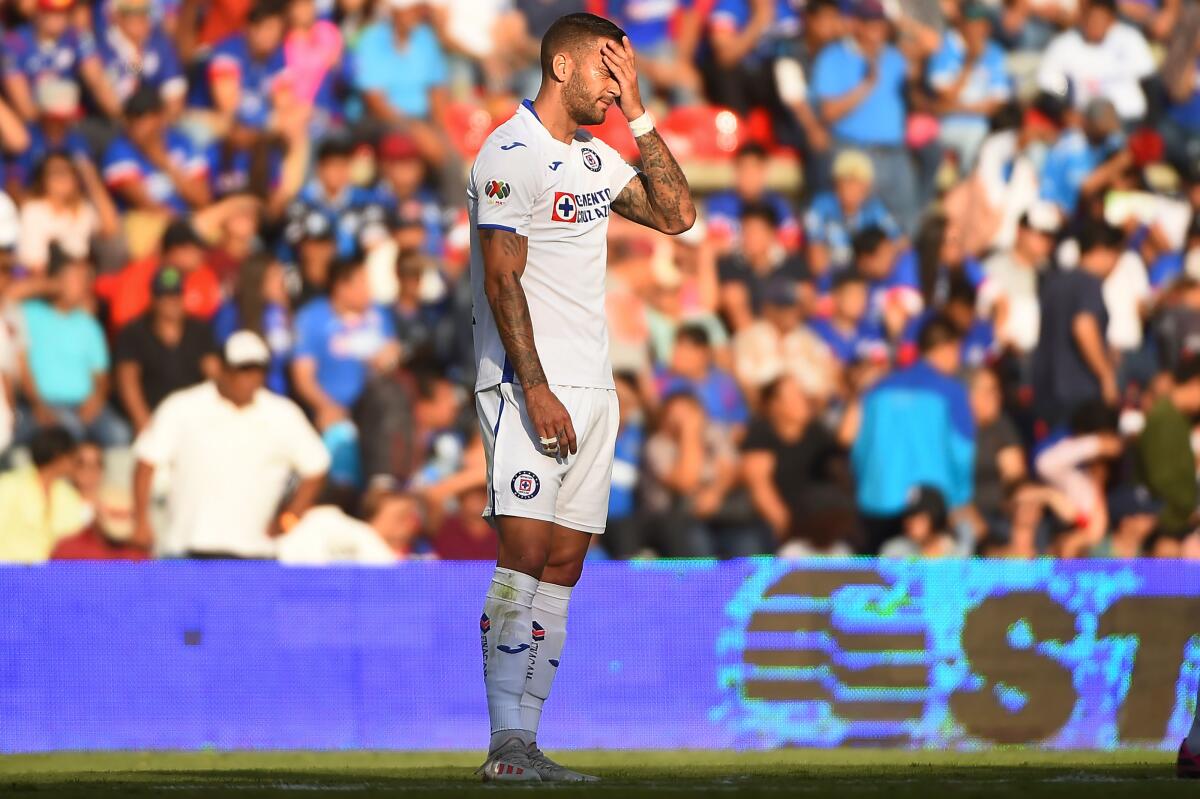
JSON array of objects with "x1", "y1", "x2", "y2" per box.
[
  {"x1": 478, "y1": 226, "x2": 577, "y2": 457},
  {"x1": 601, "y1": 37, "x2": 697, "y2": 235}
]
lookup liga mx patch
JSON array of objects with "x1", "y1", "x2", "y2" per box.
[
  {"x1": 511, "y1": 470, "x2": 540, "y2": 500},
  {"x1": 551, "y1": 192, "x2": 577, "y2": 222},
  {"x1": 484, "y1": 179, "x2": 510, "y2": 203}
]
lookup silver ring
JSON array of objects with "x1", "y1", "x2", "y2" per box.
[{"x1": 540, "y1": 436, "x2": 558, "y2": 447}]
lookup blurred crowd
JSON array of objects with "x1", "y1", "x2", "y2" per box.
[{"x1": 3, "y1": 0, "x2": 1200, "y2": 563}]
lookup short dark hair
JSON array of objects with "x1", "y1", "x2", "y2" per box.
[
  {"x1": 540, "y1": 13, "x2": 627, "y2": 78},
  {"x1": 806, "y1": 0, "x2": 841, "y2": 15},
  {"x1": 1175, "y1": 357, "x2": 1200, "y2": 386},
  {"x1": 832, "y1": 269, "x2": 866, "y2": 290},
  {"x1": 1087, "y1": 0, "x2": 1118, "y2": 14},
  {"x1": 327, "y1": 257, "x2": 363, "y2": 290},
  {"x1": 30, "y1": 426, "x2": 78, "y2": 468},
  {"x1": 316, "y1": 134, "x2": 355, "y2": 163},
  {"x1": 675, "y1": 323, "x2": 711, "y2": 349},
  {"x1": 735, "y1": 142, "x2": 768, "y2": 161},
  {"x1": 1077, "y1": 218, "x2": 1124, "y2": 254},
  {"x1": 247, "y1": 0, "x2": 287, "y2": 24},
  {"x1": 946, "y1": 274, "x2": 977, "y2": 308},
  {"x1": 123, "y1": 82, "x2": 163, "y2": 118},
  {"x1": 739, "y1": 200, "x2": 779, "y2": 228},
  {"x1": 852, "y1": 225, "x2": 889, "y2": 259},
  {"x1": 917, "y1": 313, "x2": 963, "y2": 354}
]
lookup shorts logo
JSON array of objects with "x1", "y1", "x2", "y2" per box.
[
  {"x1": 551, "y1": 192, "x2": 577, "y2": 222},
  {"x1": 484, "y1": 180, "x2": 510, "y2": 203},
  {"x1": 532, "y1": 622, "x2": 545, "y2": 641},
  {"x1": 581, "y1": 147, "x2": 602, "y2": 172},
  {"x1": 511, "y1": 470, "x2": 540, "y2": 500}
]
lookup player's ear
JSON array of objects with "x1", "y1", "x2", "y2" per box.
[{"x1": 552, "y1": 51, "x2": 570, "y2": 84}]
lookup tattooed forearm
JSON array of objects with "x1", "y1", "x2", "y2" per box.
[
  {"x1": 479, "y1": 228, "x2": 547, "y2": 390},
  {"x1": 613, "y1": 129, "x2": 696, "y2": 234}
]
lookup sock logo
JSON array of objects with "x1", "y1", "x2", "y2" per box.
[
  {"x1": 511, "y1": 471, "x2": 540, "y2": 500},
  {"x1": 549, "y1": 659, "x2": 560, "y2": 668},
  {"x1": 531, "y1": 622, "x2": 545, "y2": 642},
  {"x1": 497, "y1": 643, "x2": 530, "y2": 654},
  {"x1": 480, "y1": 613, "x2": 491, "y2": 633}
]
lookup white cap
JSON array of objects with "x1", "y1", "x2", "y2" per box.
[
  {"x1": 0, "y1": 191, "x2": 16, "y2": 250},
  {"x1": 224, "y1": 330, "x2": 271, "y2": 368},
  {"x1": 389, "y1": 0, "x2": 422, "y2": 8}
]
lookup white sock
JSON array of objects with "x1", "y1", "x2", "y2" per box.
[
  {"x1": 520, "y1": 581, "x2": 572, "y2": 738},
  {"x1": 481, "y1": 567, "x2": 538, "y2": 753},
  {"x1": 1188, "y1": 680, "x2": 1200, "y2": 751}
]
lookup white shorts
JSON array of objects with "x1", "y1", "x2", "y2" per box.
[{"x1": 476, "y1": 382, "x2": 619, "y2": 535}]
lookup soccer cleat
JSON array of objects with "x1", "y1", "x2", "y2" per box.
[
  {"x1": 475, "y1": 737, "x2": 541, "y2": 783},
  {"x1": 526, "y1": 744, "x2": 600, "y2": 783},
  {"x1": 1178, "y1": 740, "x2": 1200, "y2": 779}
]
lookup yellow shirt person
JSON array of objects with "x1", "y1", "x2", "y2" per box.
[{"x1": 0, "y1": 428, "x2": 89, "y2": 564}]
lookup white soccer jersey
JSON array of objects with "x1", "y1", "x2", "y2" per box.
[{"x1": 468, "y1": 100, "x2": 638, "y2": 392}]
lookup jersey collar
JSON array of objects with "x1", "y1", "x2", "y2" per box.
[{"x1": 518, "y1": 98, "x2": 571, "y2": 149}]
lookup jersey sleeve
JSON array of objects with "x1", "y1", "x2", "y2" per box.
[{"x1": 471, "y1": 139, "x2": 542, "y2": 237}]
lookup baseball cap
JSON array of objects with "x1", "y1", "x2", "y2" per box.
[
  {"x1": 113, "y1": 0, "x2": 151, "y2": 12},
  {"x1": 389, "y1": 0, "x2": 423, "y2": 9},
  {"x1": 833, "y1": 149, "x2": 874, "y2": 183},
  {"x1": 378, "y1": 133, "x2": 420, "y2": 161},
  {"x1": 37, "y1": 0, "x2": 73, "y2": 11},
  {"x1": 224, "y1": 330, "x2": 271, "y2": 368},
  {"x1": 35, "y1": 77, "x2": 80, "y2": 119},
  {"x1": 961, "y1": 1, "x2": 990, "y2": 21},
  {"x1": 763, "y1": 277, "x2": 799, "y2": 307},
  {"x1": 151, "y1": 265, "x2": 185, "y2": 297},
  {"x1": 161, "y1": 219, "x2": 206, "y2": 251},
  {"x1": 845, "y1": 0, "x2": 886, "y2": 20},
  {"x1": 1083, "y1": 97, "x2": 1120, "y2": 134},
  {"x1": 1019, "y1": 201, "x2": 1061, "y2": 235}
]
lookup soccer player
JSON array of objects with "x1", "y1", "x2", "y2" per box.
[{"x1": 467, "y1": 13, "x2": 695, "y2": 783}]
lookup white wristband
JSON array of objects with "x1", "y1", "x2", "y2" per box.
[{"x1": 628, "y1": 111, "x2": 655, "y2": 138}]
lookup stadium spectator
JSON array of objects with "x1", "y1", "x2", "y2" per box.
[
  {"x1": 1039, "y1": 97, "x2": 1123, "y2": 218},
  {"x1": 705, "y1": 0, "x2": 799, "y2": 115},
  {"x1": 212, "y1": 253, "x2": 292, "y2": 395},
  {"x1": 1136, "y1": 358, "x2": 1200, "y2": 541},
  {"x1": 1036, "y1": 0, "x2": 1155, "y2": 124},
  {"x1": 731, "y1": 276, "x2": 838, "y2": 405},
  {"x1": 808, "y1": 270, "x2": 888, "y2": 367},
  {"x1": 851, "y1": 315, "x2": 974, "y2": 552},
  {"x1": 114, "y1": 266, "x2": 220, "y2": 433},
  {"x1": 850, "y1": 226, "x2": 923, "y2": 341},
  {"x1": 656, "y1": 324, "x2": 748, "y2": 438},
  {"x1": 741, "y1": 375, "x2": 845, "y2": 549},
  {"x1": 0, "y1": 425, "x2": 87, "y2": 563},
  {"x1": 132, "y1": 330, "x2": 329, "y2": 557},
  {"x1": 95, "y1": 219, "x2": 222, "y2": 330},
  {"x1": 1, "y1": 0, "x2": 120, "y2": 124},
  {"x1": 207, "y1": 0, "x2": 292, "y2": 137},
  {"x1": 812, "y1": 0, "x2": 918, "y2": 232},
  {"x1": 601, "y1": 373, "x2": 645, "y2": 557},
  {"x1": 51, "y1": 484, "x2": 150, "y2": 561},
  {"x1": 353, "y1": 0, "x2": 449, "y2": 159},
  {"x1": 373, "y1": 133, "x2": 447, "y2": 259},
  {"x1": 1032, "y1": 221, "x2": 1124, "y2": 430},
  {"x1": 804, "y1": 149, "x2": 903, "y2": 277},
  {"x1": 772, "y1": 0, "x2": 842, "y2": 189},
  {"x1": 277, "y1": 489, "x2": 424, "y2": 564},
  {"x1": 927, "y1": 2, "x2": 1012, "y2": 170},
  {"x1": 432, "y1": 485, "x2": 498, "y2": 560},
  {"x1": 101, "y1": 84, "x2": 210, "y2": 214},
  {"x1": 978, "y1": 204, "x2": 1059, "y2": 356},
  {"x1": 291, "y1": 135, "x2": 385, "y2": 259},
  {"x1": 293, "y1": 257, "x2": 402, "y2": 429},
  {"x1": 717, "y1": 202, "x2": 808, "y2": 332},
  {"x1": 705, "y1": 143, "x2": 800, "y2": 253},
  {"x1": 97, "y1": 0, "x2": 188, "y2": 116},
  {"x1": 16, "y1": 250, "x2": 130, "y2": 447},
  {"x1": 642, "y1": 391, "x2": 761, "y2": 557},
  {"x1": 968, "y1": 367, "x2": 1027, "y2": 536},
  {"x1": 880, "y1": 485, "x2": 968, "y2": 558},
  {"x1": 4, "y1": 78, "x2": 82, "y2": 201},
  {"x1": 285, "y1": 208, "x2": 338, "y2": 307},
  {"x1": 16, "y1": 151, "x2": 119, "y2": 275},
  {"x1": 284, "y1": 0, "x2": 344, "y2": 133}
]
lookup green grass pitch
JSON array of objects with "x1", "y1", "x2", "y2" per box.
[{"x1": 0, "y1": 749, "x2": 1191, "y2": 798}]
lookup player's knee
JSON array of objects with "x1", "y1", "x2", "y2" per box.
[{"x1": 497, "y1": 542, "x2": 551, "y2": 579}]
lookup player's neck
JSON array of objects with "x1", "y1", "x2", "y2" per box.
[{"x1": 530, "y1": 94, "x2": 578, "y2": 146}]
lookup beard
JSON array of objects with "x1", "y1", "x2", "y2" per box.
[{"x1": 563, "y1": 72, "x2": 608, "y2": 126}]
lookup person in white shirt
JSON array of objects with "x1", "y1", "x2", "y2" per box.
[
  {"x1": 468, "y1": 13, "x2": 694, "y2": 783},
  {"x1": 1036, "y1": 0, "x2": 1155, "y2": 123},
  {"x1": 131, "y1": 331, "x2": 330, "y2": 558},
  {"x1": 276, "y1": 490, "x2": 426, "y2": 565}
]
